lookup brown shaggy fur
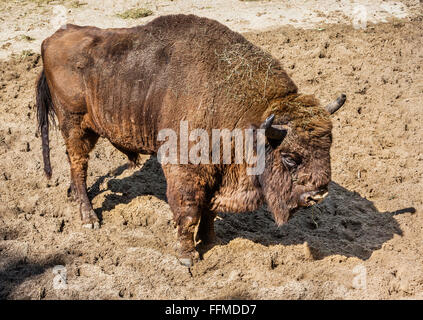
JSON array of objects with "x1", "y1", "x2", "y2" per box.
[{"x1": 36, "y1": 14, "x2": 333, "y2": 264}]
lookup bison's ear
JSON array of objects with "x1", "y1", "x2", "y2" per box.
[
  {"x1": 261, "y1": 114, "x2": 287, "y2": 145},
  {"x1": 325, "y1": 94, "x2": 347, "y2": 114}
]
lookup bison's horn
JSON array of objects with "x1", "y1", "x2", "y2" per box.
[
  {"x1": 261, "y1": 114, "x2": 287, "y2": 141},
  {"x1": 325, "y1": 94, "x2": 347, "y2": 114}
]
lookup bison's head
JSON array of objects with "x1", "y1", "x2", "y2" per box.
[{"x1": 258, "y1": 94, "x2": 346, "y2": 225}]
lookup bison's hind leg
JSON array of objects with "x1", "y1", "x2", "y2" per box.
[
  {"x1": 63, "y1": 116, "x2": 100, "y2": 229},
  {"x1": 65, "y1": 151, "x2": 78, "y2": 201}
]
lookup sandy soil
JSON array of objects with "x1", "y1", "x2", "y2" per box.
[
  {"x1": 0, "y1": 0, "x2": 422, "y2": 299},
  {"x1": 1, "y1": 0, "x2": 421, "y2": 59}
]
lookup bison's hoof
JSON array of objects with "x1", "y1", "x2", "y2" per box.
[
  {"x1": 82, "y1": 221, "x2": 100, "y2": 229},
  {"x1": 177, "y1": 250, "x2": 199, "y2": 268},
  {"x1": 179, "y1": 257, "x2": 193, "y2": 268},
  {"x1": 81, "y1": 206, "x2": 100, "y2": 230}
]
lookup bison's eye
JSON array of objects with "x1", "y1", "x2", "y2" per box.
[{"x1": 281, "y1": 153, "x2": 301, "y2": 170}]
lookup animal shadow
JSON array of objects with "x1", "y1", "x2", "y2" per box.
[
  {"x1": 216, "y1": 182, "x2": 413, "y2": 260},
  {"x1": 0, "y1": 254, "x2": 67, "y2": 299},
  {"x1": 90, "y1": 158, "x2": 413, "y2": 261},
  {"x1": 88, "y1": 156, "x2": 167, "y2": 219}
]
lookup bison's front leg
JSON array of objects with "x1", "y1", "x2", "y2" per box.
[
  {"x1": 165, "y1": 166, "x2": 211, "y2": 267},
  {"x1": 174, "y1": 205, "x2": 201, "y2": 267}
]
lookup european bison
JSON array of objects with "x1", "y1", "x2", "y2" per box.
[{"x1": 36, "y1": 14, "x2": 346, "y2": 266}]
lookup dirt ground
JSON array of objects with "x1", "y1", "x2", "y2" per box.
[{"x1": 0, "y1": 0, "x2": 422, "y2": 299}]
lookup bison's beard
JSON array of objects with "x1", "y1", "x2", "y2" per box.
[
  {"x1": 259, "y1": 165, "x2": 298, "y2": 226},
  {"x1": 264, "y1": 193, "x2": 291, "y2": 226}
]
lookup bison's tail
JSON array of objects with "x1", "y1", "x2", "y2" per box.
[{"x1": 36, "y1": 69, "x2": 55, "y2": 179}]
